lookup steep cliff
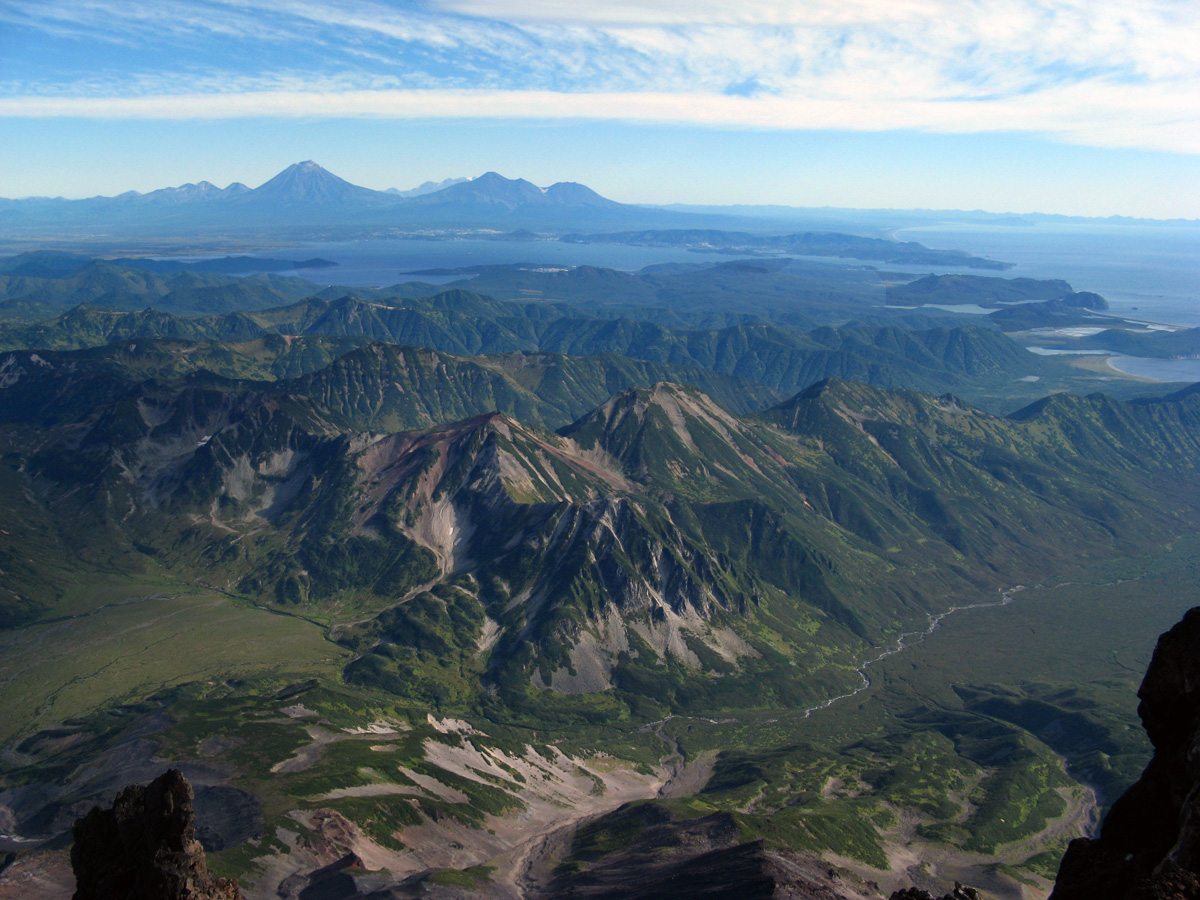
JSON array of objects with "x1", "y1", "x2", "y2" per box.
[{"x1": 1051, "y1": 607, "x2": 1200, "y2": 900}]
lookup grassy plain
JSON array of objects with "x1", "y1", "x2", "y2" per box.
[{"x1": 0, "y1": 584, "x2": 349, "y2": 744}]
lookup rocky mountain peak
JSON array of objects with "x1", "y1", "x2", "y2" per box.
[
  {"x1": 563, "y1": 381, "x2": 744, "y2": 454},
  {"x1": 577, "y1": 381, "x2": 729, "y2": 425}
]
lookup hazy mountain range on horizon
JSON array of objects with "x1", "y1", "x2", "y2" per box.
[
  {"x1": 3, "y1": 162, "x2": 1193, "y2": 242},
  {"x1": 0, "y1": 161, "x2": 1027, "y2": 272}
]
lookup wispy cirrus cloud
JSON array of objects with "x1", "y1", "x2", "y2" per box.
[{"x1": 1, "y1": 0, "x2": 1196, "y2": 154}]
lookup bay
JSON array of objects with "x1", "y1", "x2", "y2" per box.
[
  {"x1": 1108, "y1": 356, "x2": 1200, "y2": 383},
  {"x1": 894, "y1": 222, "x2": 1200, "y2": 328},
  {"x1": 256, "y1": 238, "x2": 745, "y2": 287}
]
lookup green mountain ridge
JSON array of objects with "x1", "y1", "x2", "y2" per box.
[
  {"x1": 887, "y1": 273, "x2": 1084, "y2": 307},
  {"x1": 0, "y1": 259, "x2": 321, "y2": 320},
  {"x1": 0, "y1": 341, "x2": 780, "y2": 430},
  {"x1": 0, "y1": 290, "x2": 1069, "y2": 410},
  {"x1": 4, "y1": 347, "x2": 1199, "y2": 719}
]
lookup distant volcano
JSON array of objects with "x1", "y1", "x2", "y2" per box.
[{"x1": 239, "y1": 160, "x2": 392, "y2": 206}]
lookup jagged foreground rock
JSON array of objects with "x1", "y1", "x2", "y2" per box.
[
  {"x1": 1050, "y1": 607, "x2": 1200, "y2": 900},
  {"x1": 71, "y1": 769, "x2": 242, "y2": 900},
  {"x1": 889, "y1": 885, "x2": 980, "y2": 900}
]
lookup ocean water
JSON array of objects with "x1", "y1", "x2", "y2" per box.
[
  {"x1": 1026, "y1": 347, "x2": 1200, "y2": 382},
  {"x1": 263, "y1": 224, "x2": 1199, "y2": 326},
  {"x1": 894, "y1": 222, "x2": 1200, "y2": 329},
  {"x1": 262, "y1": 238, "x2": 745, "y2": 287},
  {"x1": 1108, "y1": 356, "x2": 1200, "y2": 382}
]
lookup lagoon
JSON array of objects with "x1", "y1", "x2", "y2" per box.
[{"x1": 1107, "y1": 356, "x2": 1200, "y2": 383}]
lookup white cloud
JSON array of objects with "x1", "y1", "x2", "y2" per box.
[
  {"x1": 0, "y1": 0, "x2": 295, "y2": 43},
  {"x1": 430, "y1": 0, "x2": 947, "y2": 26},
  {"x1": 2, "y1": 81, "x2": 1196, "y2": 154},
  {"x1": 2, "y1": 0, "x2": 1197, "y2": 155}
]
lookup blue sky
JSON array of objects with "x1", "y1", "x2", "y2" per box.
[{"x1": 1, "y1": 0, "x2": 1197, "y2": 218}]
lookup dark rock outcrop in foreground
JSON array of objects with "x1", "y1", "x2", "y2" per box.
[
  {"x1": 71, "y1": 768, "x2": 242, "y2": 900},
  {"x1": 890, "y1": 885, "x2": 980, "y2": 900},
  {"x1": 1051, "y1": 607, "x2": 1200, "y2": 900}
]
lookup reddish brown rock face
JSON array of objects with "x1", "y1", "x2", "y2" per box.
[{"x1": 71, "y1": 769, "x2": 242, "y2": 900}]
